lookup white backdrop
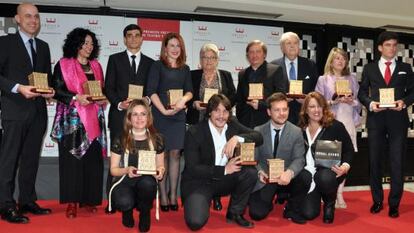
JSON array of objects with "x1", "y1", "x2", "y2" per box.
[{"x1": 0, "y1": 14, "x2": 283, "y2": 157}]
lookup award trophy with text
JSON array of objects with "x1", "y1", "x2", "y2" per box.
[
  {"x1": 287, "y1": 80, "x2": 306, "y2": 99},
  {"x1": 267, "y1": 158, "x2": 284, "y2": 183},
  {"x1": 28, "y1": 72, "x2": 53, "y2": 94}
]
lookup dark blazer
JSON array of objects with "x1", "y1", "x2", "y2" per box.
[
  {"x1": 0, "y1": 33, "x2": 51, "y2": 120},
  {"x1": 271, "y1": 56, "x2": 318, "y2": 124},
  {"x1": 104, "y1": 51, "x2": 154, "y2": 136},
  {"x1": 253, "y1": 121, "x2": 305, "y2": 192},
  {"x1": 303, "y1": 120, "x2": 354, "y2": 166},
  {"x1": 358, "y1": 61, "x2": 414, "y2": 129},
  {"x1": 186, "y1": 69, "x2": 236, "y2": 124},
  {"x1": 235, "y1": 61, "x2": 288, "y2": 128},
  {"x1": 181, "y1": 117, "x2": 263, "y2": 199}
]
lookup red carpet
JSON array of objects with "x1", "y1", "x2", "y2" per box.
[{"x1": 1, "y1": 190, "x2": 413, "y2": 233}]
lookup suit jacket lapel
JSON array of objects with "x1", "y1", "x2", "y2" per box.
[
  {"x1": 122, "y1": 51, "x2": 135, "y2": 81},
  {"x1": 374, "y1": 63, "x2": 387, "y2": 86},
  {"x1": 280, "y1": 57, "x2": 288, "y2": 81},
  {"x1": 136, "y1": 53, "x2": 146, "y2": 81},
  {"x1": 262, "y1": 122, "x2": 273, "y2": 158},
  {"x1": 277, "y1": 122, "x2": 290, "y2": 155},
  {"x1": 16, "y1": 33, "x2": 33, "y2": 70},
  {"x1": 203, "y1": 121, "x2": 216, "y2": 163},
  {"x1": 389, "y1": 62, "x2": 401, "y2": 86},
  {"x1": 297, "y1": 57, "x2": 305, "y2": 80}
]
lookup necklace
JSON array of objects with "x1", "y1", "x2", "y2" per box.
[
  {"x1": 80, "y1": 62, "x2": 91, "y2": 72},
  {"x1": 132, "y1": 129, "x2": 147, "y2": 136}
]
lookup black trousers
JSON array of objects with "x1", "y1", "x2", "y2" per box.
[
  {"x1": 0, "y1": 112, "x2": 47, "y2": 210},
  {"x1": 183, "y1": 166, "x2": 257, "y2": 231},
  {"x1": 248, "y1": 169, "x2": 311, "y2": 220},
  {"x1": 301, "y1": 168, "x2": 345, "y2": 220},
  {"x1": 368, "y1": 122, "x2": 406, "y2": 208},
  {"x1": 112, "y1": 176, "x2": 157, "y2": 212}
]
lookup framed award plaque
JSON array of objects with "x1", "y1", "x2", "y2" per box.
[
  {"x1": 136, "y1": 150, "x2": 157, "y2": 175},
  {"x1": 28, "y1": 72, "x2": 53, "y2": 94},
  {"x1": 167, "y1": 89, "x2": 183, "y2": 109},
  {"x1": 83, "y1": 80, "x2": 106, "y2": 101},
  {"x1": 234, "y1": 142, "x2": 256, "y2": 165},
  {"x1": 335, "y1": 80, "x2": 352, "y2": 97},
  {"x1": 267, "y1": 159, "x2": 284, "y2": 183},
  {"x1": 248, "y1": 83, "x2": 263, "y2": 100},
  {"x1": 378, "y1": 88, "x2": 396, "y2": 108},
  {"x1": 287, "y1": 80, "x2": 306, "y2": 99},
  {"x1": 128, "y1": 84, "x2": 143, "y2": 100},
  {"x1": 200, "y1": 88, "x2": 218, "y2": 107}
]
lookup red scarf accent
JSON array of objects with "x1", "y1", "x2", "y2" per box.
[{"x1": 59, "y1": 58, "x2": 104, "y2": 141}]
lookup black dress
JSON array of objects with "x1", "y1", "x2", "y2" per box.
[
  {"x1": 51, "y1": 62, "x2": 105, "y2": 205},
  {"x1": 146, "y1": 60, "x2": 192, "y2": 150}
]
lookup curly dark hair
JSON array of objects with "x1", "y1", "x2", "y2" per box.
[{"x1": 62, "y1": 27, "x2": 100, "y2": 59}]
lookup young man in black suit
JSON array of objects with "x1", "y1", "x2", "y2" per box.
[
  {"x1": 236, "y1": 40, "x2": 288, "y2": 129},
  {"x1": 104, "y1": 24, "x2": 154, "y2": 214},
  {"x1": 181, "y1": 94, "x2": 263, "y2": 231},
  {"x1": 271, "y1": 32, "x2": 319, "y2": 125},
  {"x1": 358, "y1": 31, "x2": 414, "y2": 218},
  {"x1": 0, "y1": 3, "x2": 54, "y2": 224}
]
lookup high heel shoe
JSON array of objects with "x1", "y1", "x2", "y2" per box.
[
  {"x1": 66, "y1": 203, "x2": 77, "y2": 219},
  {"x1": 83, "y1": 205, "x2": 98, "y2": 213},
  {"x1": 169, "y1": 204, "x2": 178, "y2": 211},
  {"x1": 160, "y1": 205, "x2": 169, "y2": 212}
]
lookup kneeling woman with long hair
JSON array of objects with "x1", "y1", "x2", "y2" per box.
[{"x1": 108, "y1": 99, "x2": 165, "y2": 232}]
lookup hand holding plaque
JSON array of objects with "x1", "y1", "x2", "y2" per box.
[
  {"x1": 128, "y1": 84, "x2": 143, "y2": 100},
  {"x1": 200, "y1": 88, "x2": 219, "y2": 107},
  {"x1": 83, "y1": 80, "x2": 106, "y2": 101},
  {"x1": 167, "y1": 89, "x2": 183, "y2": 109},
  {"x1": 378, "y1": 88, "x2": 396, "y2": 108},
  {"x1": 28, "y1": 72, "x2": 53, "y2": 94},
  {"x1": 267, "y1": 159, "x2": 284, "y2": 183},
  {"x1": 287, "y1": 80, "x2": 306, "y2": 99},
  {"x1": 248, "y1": 83, "x2": 263, "y2": 100},
  {"x1": 335, "y1": 80, "x2": 352, "y2": 97},
  {"x1": 135, "y1": 150, "x2": 158, "y2": 175},
  {"x1": 234, "y1": 142, "x2": 256, "y2": 165}
]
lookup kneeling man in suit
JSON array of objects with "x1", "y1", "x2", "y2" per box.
[
  {"x1": 249, "y1": 93, "x2": 311, "y2": 224},
  {"x1": 181, "y1": 94, "x2": 263, "y2": 230}
]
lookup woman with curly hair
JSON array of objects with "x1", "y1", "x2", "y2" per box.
[
  {"x1": 298, "y1": 92, "x2": 354, "y2": 223},
  {"x1": 50, "y1": 27, "x2": 107, "y2": 218}
]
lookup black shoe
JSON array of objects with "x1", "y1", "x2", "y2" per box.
[
  {"x1": 370, "y1": 202, "x2": 383, "y2": 214},
  {"x1": 212, "y1": 197, "x2": 222, "y2": 211},
  {"x1": 18, "y1": 202, "x2": 51, "y2": 215},
  {"x1": 388, "y1": 206, "x2": 399, "y2": 218},
  {"x1": 1, "y1": 208, "x2": 29, "y2": 224},
  {"x1": 122, "y1": 210, "x2": 134, "y2": 228},
  {"x1": 105, "y1": 205, "x2": 116, "y2": 215},
  {"x1": 283, "y1": 208, "x2": 307, "y2": 224},
  {"x1": 160, "y1": 205, "x2": 169, "y2": 212},
  {"x1": 323, "y1": 204, "x2": 335, "y2": 224},
  {"x1": 138, "y1": 210, "x2": 151, "y2": 232},
  {"x1": 226, "y1": 212, "x2": 254, "y2": 228},
  {"x1": 169, "y1": 204, "x2": 179, "y2": 211}
]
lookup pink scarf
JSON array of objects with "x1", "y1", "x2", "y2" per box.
[{"x1": 59, "y1": 58, "x2": 104, "y2": 142}]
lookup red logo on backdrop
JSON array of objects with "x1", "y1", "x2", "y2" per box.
[
  {"x1": 198, "y1": 26, "x2": 207, "y2": 31},
  {"x1": 109, "y1": 41, "x2": 118, "y2": 46},
  {"x1": 271, "y1": 31, "x2": 279, "y2": 36},
  {"x1": 46, "y1": 18, "x2": 56, "y2": 23},
  {"x1": 235, "y1": 66, "x2": 244, "y2": 71},
  {"x1": 88, "y1": 20, "x2": 98, "y2": 25},
  {"x1": 218, "y1": 46, "x2": 226, "y2": 51},
  {"x1": 138, "y1": 18, "x2": 180, "y2": 41},
  {"x1": 235, "y1": 28, "x2": 244, "y2": 33}
]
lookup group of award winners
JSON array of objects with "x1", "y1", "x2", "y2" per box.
[{"x1": 0, "y1": 3, "x2": 413, "y2": 233}]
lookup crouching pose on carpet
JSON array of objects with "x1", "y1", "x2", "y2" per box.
[
  {"x1": 108, "y1": 99, "x2": 165, "y2": 232},
  {"x1": 181, "y1": 94, "x2": 263, "y2": 230}
]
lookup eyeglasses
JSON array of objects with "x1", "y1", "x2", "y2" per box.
[{"x1": 202, "y1": 56, "x2": 218, "y2": 61}]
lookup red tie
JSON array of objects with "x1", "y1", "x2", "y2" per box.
[{"x1": 384, "y1": 61, "x2": 392, "y2": 85}]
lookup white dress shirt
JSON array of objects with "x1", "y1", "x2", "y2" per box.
[{"x1": 304, "y1": 126, "x2": 322, "y2": 193}]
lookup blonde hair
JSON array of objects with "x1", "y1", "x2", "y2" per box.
[
  {"x1": 199, "y1": 43, "x2": 219, "y2": 60},
  {"x1": 324, "y1": 47, "x2": 350, "y2": 76}
]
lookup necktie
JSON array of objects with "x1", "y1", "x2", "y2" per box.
[
  {"x1": 273, "y1": 129, "x2": 281, "y2": 158},
  {"x1": 131, "y1": 55, "x2": 137, "y2": 75},
  {"x1": 289, "y1": 62, "x2": 296, "y2": 80},
  {"x1": 29, "y1": 38, "x2": 37, "y2": 70},
  {"x1": 384, "y1": 61, "x2": 392, "y2": 85}
]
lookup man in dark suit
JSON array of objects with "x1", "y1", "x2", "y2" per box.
[
  {"x1": 236, "y1": 40, "x2": 288, "y2": 129},
  {"x1": 358, "y1": 31, "x2": 414, "y2": 218},
  {"x1": 0, "y1": 3, "x2": 54, "y2": 224},
  {"x1": 248, "y1": 93, "x2": 311, "y2": 224},
  {"x1": 271, "y1": 32, "x2": 318, "y2": 125},
  {"x1": 104, "y1": 24, "x2": 154, "y2": 214},
  {"x1": 181, "y1": 94, "x2": 263, "y2": 230}
]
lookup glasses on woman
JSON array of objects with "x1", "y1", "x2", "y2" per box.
[{"x1": 202, "y1": 56, "x2": 218, "y2": 61}]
